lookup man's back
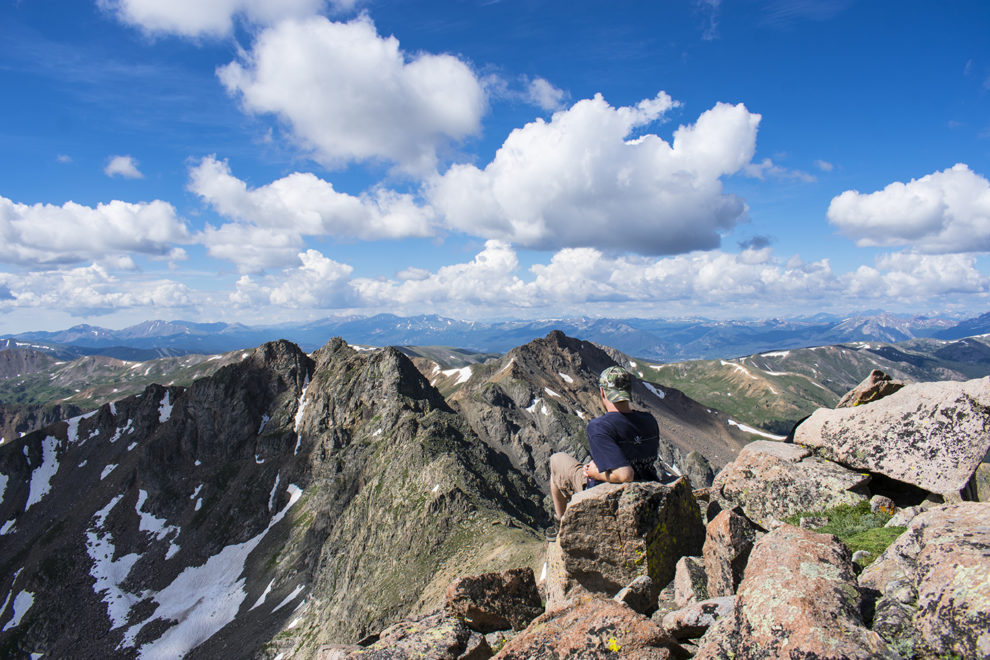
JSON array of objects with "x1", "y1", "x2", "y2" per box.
[{"x1": 586, "y1": 410, "x2": 660, "y2": 483}]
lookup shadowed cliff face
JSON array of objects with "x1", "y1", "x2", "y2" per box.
[{"x1": 0, "y1": 338, "x2": 547, "y2": 659}]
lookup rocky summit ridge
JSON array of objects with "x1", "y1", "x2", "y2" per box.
[{"x1": 1, "y1": 333, "x2": 989, "y2": 659}]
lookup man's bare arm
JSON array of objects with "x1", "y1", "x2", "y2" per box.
[{"x1": 584, "y1": 461, "x2": 634, "y2": 484}]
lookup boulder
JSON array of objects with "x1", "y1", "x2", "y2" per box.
[
  {"x1": 545, "y1": 479, "x2": 704, "y2": 610},
  {"x1": 495, "y1": 594, "x2": 683, "y2": 659},
  {"x1": 795, "y1": 377, "x2": 990, "y2": 495},
  {"x1": 859, "y1": 502, "x2": 990, "y2": 659},
  {"x1": 661, "y1": 596, "x2": 735, "y2": 640},
  {"x1": 870, "y1": 494, "x2": 896, "y2": 515},
  {"x1": 694, "y1": 525, "x2": 896, "y2": 659},
  {"x1": 974, "y1": 462, "x2": 990, "y2": 502},
  {"x1": 836, "y1": 369, "x2": 904, "y2": 408},
  {"x1": 672, "y1": 556, "x2": 708, "y2": 607},
  {"x1": 703, "y1": 509, "x2": 758, "y2": 598},
  {"x1": 613, "y1": 575, "x2": 655, "y2": 616},
  {"x1": 318, "y1": 612, "x2": 492, "y2": 659},
  {"x1": 711, "y1": 440, "x2": 870, "y2": 528},
  {"x1": 445, "y1": 568, "x2": 543, "y2": 633}
]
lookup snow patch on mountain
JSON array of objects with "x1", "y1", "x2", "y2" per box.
[
  {"x1": 123, "y1": 484, "x2": 304, "y2": 658},
  {"x1": 643, "y1": 383, "x2": 665, "y2": 399},
  {"x1": 25, "y1": 435, "x2": 59, "y2": 510},
  {"x1": 158, "y1": 391, "x2": 173, "y2": 423}
]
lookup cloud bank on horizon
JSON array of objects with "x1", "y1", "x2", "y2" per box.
[{"x1": 1, "y1": 0, "x2": 989, "y2": 332}]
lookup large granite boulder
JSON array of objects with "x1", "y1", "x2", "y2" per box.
[
  {"x1": 545, "y1": 479, "x2": 705, "y2": 609},
  {"x1": 694, "y1": 525, "x2": 896, "y2": 659},
  {"x1": 795, "y1": 377, "x2": 990, "y2": 495},
  {"x1": 445, "y1": 568, "x2": 543, "y2": 633},
  {"x1": 711, "y1": 441, "x2": 870, "y2": 528},
  {"x1": 859, "y1": 502, "x2": 990, "y2": 659},
  {"x1": 836, "y1": 369, "x2": 904, "y2": 408},
  {"x1": 494, "y1": 594, "x2": 683, "y2": 659},
  {"x1": 703, "y1": 509, "x2": 758, "y2": 598}
]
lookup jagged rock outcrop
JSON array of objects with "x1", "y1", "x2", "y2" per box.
[
  {"x1": 494, "y1": 594, "x2": 685, "y2": 659},
  {"x1": 445, "y1": 568, "x2": 542, "y2": 633},
  {"x1": 859, "y1": 502, "x2": 990, "y2": 659},
  {"x1": 0, "y1": 338, "x2": 549, "y2": 659},
  {"x1": 711, "y1": 440, "x2": 870, "y2": 527},
  {"x1": 836, "y1": 369, "x2": 904, "y2": 408},
  {"x1": 702, "y1": 509, "x2": 758, "y2": 598},
  {"x1": 795, "y1": 377, "x2": 990, "y2": 495},
  {"x1": 694, "y1": 525, "x2": 897, "y2": 659},
  {"x1": 0, "y1": 402, "x2": 84, "y2": 447},
  {"x1": 545, "y1": 479, "x2": 704, "y2": 610}
]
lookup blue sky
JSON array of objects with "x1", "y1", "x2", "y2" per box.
[{"x1": 1, "y1": 0, "x2": 989, "y2": 333}]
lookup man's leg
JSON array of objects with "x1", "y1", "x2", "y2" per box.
[{"x1": 549, "y1": 452, "x2": 584, "y2": 518}]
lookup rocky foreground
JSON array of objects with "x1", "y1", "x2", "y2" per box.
[{"x1": 320, "y1": 372, "x2": 990, "y2": 659}]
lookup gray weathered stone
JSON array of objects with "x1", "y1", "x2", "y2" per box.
[
  {"x1": 799, "y1": 515, "x2": 829, "y2": 529},
  {"x1": 661, "y1": 596, "x2": 735, "y2": 640},
  {"x1": 795, "y1": 377, "x2": 990, "y2": 495},
  {"x1": 703, "y1": 509, "x2": 757, "y2": 598},
  {"x1": 613, "y1": 575, "x2": 655, "y2": 616},
  {"x1": 836, "y1": 369, "x2": 904, "y2": 408},
  {"x1": 885, "y1": 505, "x2": 921, "y2": 528},
  {"x1": 694, "y1": 525, "x2": 897, "y2": 660},
  {"x1": 546, "y1": 479, "x2": 705, "y2": 610},
  {"x1": 974, "y1": 462, "x2": 990, "y2": 502},
  {"x1": 859, "y1": 502, "x2": 990, "y2": 659},
  {"x1": 673, "y1": 556, "x2": 708, "y2": 608},
  {"x1": 711, "y1": 440, "x2": 870, "y2": 528}
]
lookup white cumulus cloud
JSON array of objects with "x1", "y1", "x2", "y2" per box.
[
  {"x1": 100, "y1": 0, "x2": 330, "y2": 37},
  {"x1": 845, "y1": 252, "x2": 988, "y2": 300},
  {"x1": 827, "y1": 163, "x2": 990, "y2": 253},
  {"x1": 218, "y1": 16, "x2": 486, "y2": 175},
  {"x1": 189, "y1": 156, "x2": 435, "y2": 272},
  {"x1": 428, "y1": 93, "x2": 760, "y2": 254},
  {"x1": 231, "y1": 250, "x2": 354, "y2": 307},
  {"x1": 189, "y1": 156, "x2": 434, "y2": 240},
  {"x1": 0, "y1": 195, "x2": 190, "y2": 267},
  {"x1": 526, "y1": 78, "x2": 566, "y2": 111},
  {"x1": 0, "y1": 265, "x2": 196, "y2": 316},
  {"x1": 104, "y1": 155, "x2": 144, "y2": 179}
]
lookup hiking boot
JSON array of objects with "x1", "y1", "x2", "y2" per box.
[{"x1": 544, "y1": 523, "x2": 559, "y2": 542}]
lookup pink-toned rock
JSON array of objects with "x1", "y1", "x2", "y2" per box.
[
  {"x1": 711, "y1": 440, "x2": 869, "y2": 528},
  {"x1": 703, "y1": 509, "x2": 758, "y2": 598},
  {"x1": 836, "y1": 369, "x2": 904, "y2": 408},
  {"x1": 673, "y1": 556, "x2": 708, "y2": 607},
  {"x1": 546, "y1": 479, "x2": 704, "y2": 610},
  {"x1": 795, "y1": 377, "x2": 990, "y2": 495},
  {"x1": 693, "y1": 525, "x2": 897, "y2": 659},
  {"x1": 661, "y1": 596, "x2": 734, "y2": 640},
  {"x1": 494, "y1": 594, "x2": 682, "y2": 659},
  {"x1": 446, "y1": 567, "x2": 543, "y2": 632},
  {"x1": 859, "y1": 502, "x2": 990, "y2": 659}
]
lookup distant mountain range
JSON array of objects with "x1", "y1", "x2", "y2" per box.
[{"x1": 4, "y1": 310, "x2": 988, "y2": 363}]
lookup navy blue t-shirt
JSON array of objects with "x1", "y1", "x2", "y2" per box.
[{"x1": 586, "y1": 410, "x2": 660, "y2": 486}]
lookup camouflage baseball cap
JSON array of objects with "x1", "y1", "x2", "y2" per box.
[{"x1": 599, "y1": 366, "x2": 632, "y2": 403}]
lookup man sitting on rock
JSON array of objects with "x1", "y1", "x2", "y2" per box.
[{"x1": 549, "y1": 366, "x2": 661, "y2": 525}]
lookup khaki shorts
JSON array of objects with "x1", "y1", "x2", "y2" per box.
[{"x1": 550, "y1": 452, "x2": 586, "y2": 500}]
